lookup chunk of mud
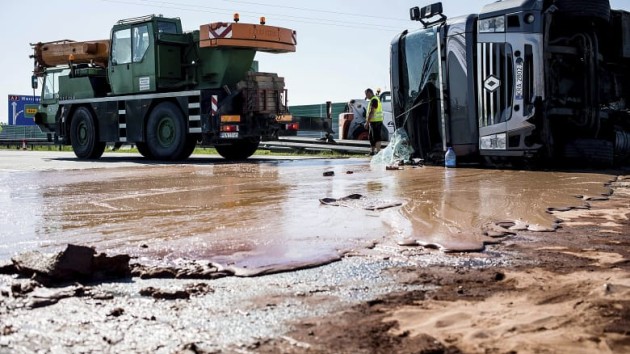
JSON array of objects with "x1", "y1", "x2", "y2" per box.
[
  {"x1": 225, "y1": 256, "x2": 343, "y2": 277},
  {"x1": 548, "y1": 206, "x2": 573, "y2": 212},
  {"x1": 139, "y1": 287, "x2": 190, "y2": 300},
  {"x1": 108, "y1": 307, "x2": 124, "y2": 317},
  {"x1": 25, "y1": 285, "x2": 85, "y2": 309},
  {"x1": 184, "y1": 283, "x2": 214, "y2": 296},
  {"x1": 319, "y1": 194, "x2": 403, "y2": 211},
  {"x1": 527, "y1": 224, "x2": 558, "y2": 232},
  {"x1": 508, "y1": 220, "x2": 529, "y2": 231},
  {"x1": 12, "y1": 245, "x2": 94, "y2": 279},
  {"x1": 10, "y1": 280, "x2": 41, "y2": 296},
  {"x1": 90, "y1": 290, "x2": 115, "y2": 301},
  {"x1": 1, "y1": 325, "x2": 16, "y2": 336},
  {"x1": 10, "y1": 244, "x2": 130, "y2": 285},
  {"x1": 132, "y1": 263, "x2": 232, "y2": 280},
  {"x1": 397, "y1": 238, "x2": 420, "y2": 247},
  {"x1": 0, "y1": 260, "x2": 16, "y2": 275},
  {"x1": 495, "y1": 221, "x2": 516, "y2": 229},
  {"x1": 178, "y1": 342, "x2": 220, "y2": 354},
  {"x1": 483, "y1": 222, "x2": 516, "y2": 238},
  {"x1": 27, "y1": 298, "x2": 59, "y2": 309},
  {"x1": 136, "y1": 267, "x2": 178, "y2": 279},
  {"x1": 579, "y1": 195, "x2": 610, "y2": 202},
  {"x1": 92, "y1": 253, "x2": 132, "y2": 280}
]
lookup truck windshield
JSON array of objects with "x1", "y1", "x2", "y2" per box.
[
  {"x1": 400, "y1": 27, "x2": 439, "y2": 114},
  {"x1": 43, "y1": 69, "x2": 70, "y2": 100}
]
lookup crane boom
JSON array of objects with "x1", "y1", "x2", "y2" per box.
[{"x1": 31, "y1": 39, "x2": 110, "y2": 76}]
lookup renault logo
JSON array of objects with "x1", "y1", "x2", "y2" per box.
[{"x1": 484, "y1": 76, "x2": 501, "y2": 92}]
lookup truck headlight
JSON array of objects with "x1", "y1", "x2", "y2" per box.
[{"x1": 479, "y1": 15, "x2": 505, "y2": 33}]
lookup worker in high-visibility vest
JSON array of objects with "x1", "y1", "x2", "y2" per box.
[{"x1": 364, "y1": 88, "x2": 383, "y2": 156}]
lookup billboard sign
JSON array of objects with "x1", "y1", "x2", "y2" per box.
[{"x1": 8, "y1": 95, "x2": 40, "y2": 126}]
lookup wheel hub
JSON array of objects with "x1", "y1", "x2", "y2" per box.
[
  {"x1": 157, "y1": 116, "x2": 175, "y2": 147},
  {"x1": 78, "y1": 122, "x2": 88, "y2": 145}
]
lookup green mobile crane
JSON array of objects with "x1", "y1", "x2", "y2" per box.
[{"x1": 31, "y1": 14, "x2": 297, "y2": 160}]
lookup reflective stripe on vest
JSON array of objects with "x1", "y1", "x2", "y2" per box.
[{"x1": 367, "y1": 96, "x2": 383, "y2": 123}]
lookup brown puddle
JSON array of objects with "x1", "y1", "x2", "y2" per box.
[
  {"x1": 385, "y1": 167, "x2": 613, "y2": 252},
  {"x1": 0, "y1": 160, "x2": 615, "y2": 274}
]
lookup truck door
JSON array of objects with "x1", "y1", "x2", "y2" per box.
[
  {"x1": 130, "y1": 24, "x2": 155, "y2": 93},
  {"x1": 477, "y1": 31, "x2": 512, "y2": 151},
  {"x1": 109, "y1": 28, "x2": 134, "y2": 95},
  {"x1": 109, "y1": 24, "x2": 155, "y2": 95}
]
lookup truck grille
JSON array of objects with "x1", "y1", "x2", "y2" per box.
[{"x1": 477, "y1": 42, "x2": 514, "y2": 127}]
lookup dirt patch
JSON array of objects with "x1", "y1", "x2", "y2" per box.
[{"x1": 256, "y1": 175, "x2": 630, "y2": 354}]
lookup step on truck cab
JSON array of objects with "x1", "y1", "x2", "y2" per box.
[
  {"x1": 391, "y1": 0, "x2": 630, "y2": 166},
  {"x1": 32, "y1": 14, "x2": 297, "y2": 160}
]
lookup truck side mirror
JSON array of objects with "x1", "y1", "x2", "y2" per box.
[
  {"x1": 31, "y1": 75, "x2": 38, "y2": 90},
  {"x1": 410, "y1": 7, "x2": 421, "y2": 21},
  {"x1": 410, "y1": 2, "x2": 446, "y2": 28},
  {"x1": 420, "y1": 3, "x2": 443, "y2": 19}
]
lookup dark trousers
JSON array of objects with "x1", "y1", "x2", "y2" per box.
[{"x1": 369, "y1": 122, "x2": 383, "y2": 148}]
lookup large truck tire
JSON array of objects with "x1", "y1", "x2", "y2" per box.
[
  {"x1": 554, "y1": 0, "x2": 610, "y2": 22},
  {"x1": 176, "y1": 136, "x2": 197, "y2": 160},
  {"x1": 135, "y1": 142, "x2": 154, "y2": 159},
  {"x1": 146, "y1": 102, "x2": 187, "y2": 161},
  {"x1": 215, "y1": 138, "x2": 260, "y2": 160},
  {"x1": 70, "y1": 107, "x2": 106, "y2": 159},
  {"x1": 562, "y1": 139, "x2": 614, "y2": 167}
]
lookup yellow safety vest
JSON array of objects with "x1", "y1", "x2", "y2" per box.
[{"x1": 367, "y1": 96, "x2": 383, "y2": 123}]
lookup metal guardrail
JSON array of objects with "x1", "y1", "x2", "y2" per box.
[
  {"x1": 0, "y1": 126, "x2": 52, "y2": 147},
  {"x1": 0, "y1": 126, "x2": 50, "y2": 140}
]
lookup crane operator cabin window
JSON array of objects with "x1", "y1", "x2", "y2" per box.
[
  {"x1": 133, "y1": 25, "x2": 149, "y2": 63},
  {"x1": 112, "y1": 28, "x2": 132, "y2": 65}
]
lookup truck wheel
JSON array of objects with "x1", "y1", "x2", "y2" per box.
[
  {"x1": 176, "y1": 136, "x2": 197, "y2": 160},
  {"x1": 135, "y1": 142, "x2": 154, "y2": 159},
  {"x1": 215, "y1": 138, "x2": 260, "y2": 160},
  {"x1": 554, "y1": 0, "x2": 610, "y2": 22},
  {"x1": 146, "y1": 102, "x2": 186, "y2": 160},
  {"x1": 70, "y1": 107, "x2": 105, "y2": 159}
]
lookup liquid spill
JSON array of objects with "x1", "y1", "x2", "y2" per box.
[{"x1": 0, "y1": 160, "x2": 614, "y2": 273}]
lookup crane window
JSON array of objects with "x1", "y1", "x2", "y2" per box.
[
  {"x1": 158, "y1": 21, "x2": 178, "y2": 34},
  {"x1": 133, "y1": 25, "x2": 150, "y2": 63},
  {"x1": 112, "y1": 28, "x2": 132, "y2": 65},
  {"x1": 42, "y1": 69, "x2": 69, "y2": 100}
]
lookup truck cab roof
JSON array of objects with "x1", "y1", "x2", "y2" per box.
[{"x1": 112, "y1": 15, "x2": 183, "y2": 35}]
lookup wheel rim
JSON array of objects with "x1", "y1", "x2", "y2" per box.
[
  {"x1": 156, "y1": 116, "x2": 176, "y2": 147},
  {"x1": 77, "y1": 120, "x2": 89, "y2": 146}
]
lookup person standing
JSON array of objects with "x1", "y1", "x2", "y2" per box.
[{"x1": 364, "y1": 88, "x2": 383, "y2": 155}]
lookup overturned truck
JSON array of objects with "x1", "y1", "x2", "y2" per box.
[{"x1": 391, "y1": 0, "x2": 630, "y2": 166}]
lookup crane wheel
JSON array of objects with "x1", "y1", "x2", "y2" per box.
[
  {"x1": 215, "y1": 138, "x2": 260, "y2": 160},
  {"x1": 70, "y1": 107, "x2": 105, "y2": 159},
  {"x1": 146, "y1": 102, "x2": 187, "y2": 160}
]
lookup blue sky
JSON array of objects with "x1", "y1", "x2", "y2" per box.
[{"x1": 1, "y1": 0, "x2": 628, "y2": 124}]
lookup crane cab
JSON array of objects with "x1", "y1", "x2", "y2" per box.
[{"x1": 108, "y1": 15, "x2": 185, "y2": 95}]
